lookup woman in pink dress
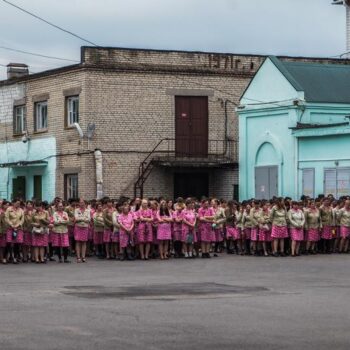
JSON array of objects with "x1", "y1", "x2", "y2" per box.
[
  {"x1": 87, "y1": 201, "x2": 96, "y2": 257},
  {"x1": 320, "y1": 198, "x2": 334, "y2": 253},
  {"x1": 31, "y1": 202, "x2": 50, "y2": 264},
  {"x1": 304, "y1": 200, "x2": 321, "y2": 254},
  {"x1": 103, "y1": 198, "x2": 115, "y2": 259},
  {"x1": 137, "y1": 199, "x2": 154, "y2": 260},
  {"x1": 337, "y1": 199, "x2": 350, "y2": 253},
  {"x1": 51, "y1": 201, "x2": 70, "y2": 263},
  {"x1": 5, "y1": 199, "x2": 24, "y2": 264},
  {"x1": 211, "y1": 199, "x2": 226, "y2": 254},
  {"x1": 288, "y1": 201, "x2": 305, "y2": 257},
  {"x1": 22, "y1": 201, "x2": 34, "y2": 263},
  {"x1": 250, "y1": 200, "x2": 261, "y2": 256},
  {"x1": 269, "y1": 199, "x2": 288, "y2": 257},
  {"x1": 93, "y1": 202, "x2": 105, "y2": 257},
  {"x1": 198, "y1": 198, "x2": 215, "y2": 258},
  {"x1": 0, "y1": 201, "x2": 10, "y2": 264},
  {"x1": 150, "y1": 200, "x2": 159, "y2": 258},
  {"x1": 65, "y1": 199, "x2": 76, "y2": 254},
  {"x1": 157, "y1": 200, "x2": 173, "y2": 260},
  {"x1": 258, "y1": 201, "x2": 272, "y2": 256},
  {"x1": 182, "y1": 199, "x2": 197, "y2": 258},
  {"x1": 225, "y1": 200, "x2": 237, "y2": 254},
  {"x1": 172, "y1": 203, "x2": 184, "y2": 257},
  {"x1": 242, "y1": 203, "x2": 253, "y2": 255},
  {"x1": 118, "y1": 203, "x2": 135, "y2": 261},
  {"x1": 74, "y1": 199, "x2": 91, "y2": 263}
]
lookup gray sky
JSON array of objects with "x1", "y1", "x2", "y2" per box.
[{"x1": 0, "y1": 0, "x2": 347, "y2": 79}]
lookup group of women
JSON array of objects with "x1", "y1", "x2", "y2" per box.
[{"x1": 0, "y1": 194, "x2": 350, "y2": 264}]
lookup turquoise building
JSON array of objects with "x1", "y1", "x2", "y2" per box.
[
  {"x1": 238, "y1": 56, "x2": 350, "y2": 200},
  {"x1": 0, "y1": 137, "x2": 56, "y2": 201}
]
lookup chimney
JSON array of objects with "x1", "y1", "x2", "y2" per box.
[{"x1": 7, "y1": 63, "x2": 29, "y2": 80}]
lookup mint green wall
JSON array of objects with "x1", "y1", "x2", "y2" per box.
[
  {"x1": 238, "y1": 57, "x2": 350, "y2": 200},
  {"x1": 297, "y1": 134, "x2": 350, "y2": 197},
  {"x1": 0, "y1": 137, "x2": 56, "y2": 201},
  {"x1": 239, "y1": 107, "x2": 298, "y2": 200},
  {"x1": 241, "y1": 58, "x2": 304, "y2": 106}
]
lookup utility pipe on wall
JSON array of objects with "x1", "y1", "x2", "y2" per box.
[{"x1": 94, "y1": 149, "x2": 103, "y2": 199}]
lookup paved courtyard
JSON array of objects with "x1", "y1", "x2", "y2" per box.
[{"x1": 0, "y1": 255, "x2": 349, "y2": 350}]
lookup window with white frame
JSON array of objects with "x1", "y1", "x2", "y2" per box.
[
  {"x1": 65, "y1": 174, "x2": 78, "y2": 200},
  {"x1": 13, "y1": 105, "x2": 26, "y2": 135},
  {"x1": 66, "y1": 96, "x2": 79, "y2": 127},
  {"x1": 324, "y1": 168, "x2": 350, "y2": 198},
  {"x1": 34, "y1": 101, "x2": 48, "y2": 131}
]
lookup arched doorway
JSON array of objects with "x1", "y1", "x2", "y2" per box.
[{"x1": 254, "y1": 142, "x2": 279, "y2": 199}]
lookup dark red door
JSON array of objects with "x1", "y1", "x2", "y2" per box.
[{"x1": 175, "y1": 96, "x2": 208, "y2": 157}]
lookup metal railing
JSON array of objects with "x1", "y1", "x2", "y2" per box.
[{"x1": 134, "y1": 138, "x2": 237, "y2": 197}]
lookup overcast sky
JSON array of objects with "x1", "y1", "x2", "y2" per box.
[{"x1": 0, "y1": 0, "x2": 347, "y2": 79}]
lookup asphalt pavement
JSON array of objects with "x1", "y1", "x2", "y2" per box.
[{"x1": 0, "y1": 254, "x2": 349, "y2": 350}]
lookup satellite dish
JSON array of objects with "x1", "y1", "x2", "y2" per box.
[{"x1": 86, "y1": 123, "x2": 96, "y2": 139}]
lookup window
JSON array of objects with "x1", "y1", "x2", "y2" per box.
[
  {"x1": 13, "y1": 105, "x2": 26, "y2": 135},
  {"x1": 302, "y1": 168, "x2": 315, "y2": 198},
  {"x1": 324, "y1": 168, "x2": 350, "y2": 198},
  {"x1": 66, "y1": 96, "x2": 79, "y2": 127},
  {"x1": 34, "y1": 101, "x2": 48, "y2": 131},
  {"x1": 64, "y1": 174, "x2": 78, "y2": 200}
]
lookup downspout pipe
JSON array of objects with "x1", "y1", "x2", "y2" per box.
[
  {"x1": 222, "y1": 99, "x2": 238, "y2": 157},
  {"x1": 94, "y1": 149, "x2": 103, "y2": 199}
]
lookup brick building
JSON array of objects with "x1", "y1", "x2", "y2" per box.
[{"x1": 0, "y1": 47, "x2": 348, "y2": 201}]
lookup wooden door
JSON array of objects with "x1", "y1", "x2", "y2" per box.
[{"x1": 175, "y1": 96, "x2": 208, "y2": 157}]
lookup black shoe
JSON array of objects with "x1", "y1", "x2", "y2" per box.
[
  {"x1": 273, "y1": 252, "x2": 279, "y2": 257},
  {"x1": 64, "y1": 259, "x2": 71, "y2": 263}
]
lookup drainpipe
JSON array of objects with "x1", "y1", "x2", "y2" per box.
[
  {"x1": 94, "y1": 149, "x2": 103, "y2": 199},
  {"x1": 221, "y1": 99, "x2": 238, "y2": 156}
]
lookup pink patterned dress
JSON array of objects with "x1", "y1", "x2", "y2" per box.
[
  {"x1": 118, "y1": 213, "x2": 134, "y2": 248},
  {"x1": 89, "y1": 208, "x2": 95, "y2": 241},
  {"x1": 23, "y1": 211, "x2": 34, "y2": 247},
  {"x1": 198, "y1": 207, "x2": 215, "y2": 243},
  {"x1": 157, "y1": 212, "x2": 172, "y2": 241},
  {"x1": 182, "y1": 209, "x2": 197, "y2": 243},
  {"x1": 103, "y1": 208, "x2": 114, "y2": 243},
  {"x1": 172, "y1": 209, "x2": 183, "y2": 241},
  {"x1": 74, "y1": 208, "x2": 91, "y2": 242},
  {"x1": 31, "y1": 211, "x2": 49, "y2": 247},
  {"x1": 51, "y1": 211, "x2": 70, "y2": 247},
  {"x1": 0, "y1": 209, "x2": 7, "y2": 248},
  {"x1": 5, "y1": 207, "x2": 24, "y2": 244},
  {"x1": 137, "y1": 208, "x2": 154, "y2": 243}
]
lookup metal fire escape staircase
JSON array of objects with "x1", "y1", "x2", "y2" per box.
[{"x1": 134, "y1": 138, "x2": 237, "y2": 198}]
